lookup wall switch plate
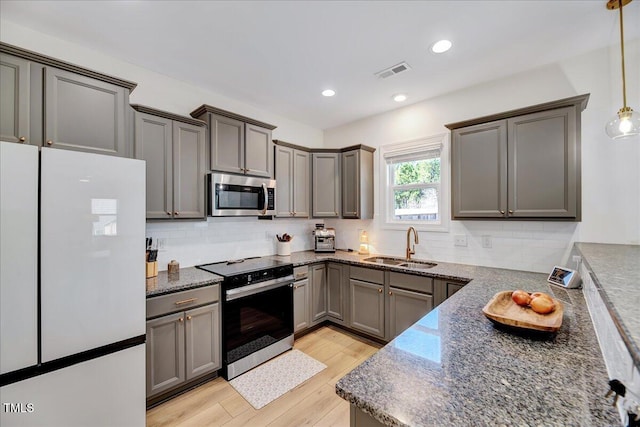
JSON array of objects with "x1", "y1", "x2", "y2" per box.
[
  {"x1": 482, "y1": 235, "x2": 492, "y2": 249},
  {"x1": 454, "y1": 235, "x2": 467, "y2": 247}
]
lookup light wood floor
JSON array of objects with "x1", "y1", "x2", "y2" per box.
[{"x1": 146, "y1": 325, "x2": 381, "y2": 427}]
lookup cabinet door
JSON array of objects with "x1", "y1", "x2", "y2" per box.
[
  {"x1": 293, "y1": 278, "x2": 310, "y2": 332},
  {"x1": 44, "y1": 67, "x2": 127, "y2": 157},
  {"x1": 389, "y1": 287, "x2": 433, "y2": 339},
  {"x1": 185, "y1": 303, "x2": 220, "y2": 381},
  {"x1": 507, "y1": 107, "x2": 577, "y2": 218},
  {"x1": 342, "y1": 150, "x2": 360, "y2": 218},
  {"x1": 173, "y1": 122, "x2": 206, "y2": 219},
  {"x1": 327, "y1": 263, "x2": 344, "y2": 320},
  {"x1": 446, "y1": 283, "x2": 465, "y2": 298},
  {"x1": 434, "y1": 279, "x2": 467, "y2": 307},
  {"x1": 245, "y1": 123, "x2": 273, "y2": 177},
  {"x1": 310, "y1": 264, "x2": 327, "y2": 324},
  {"x1": 275, "y1": 145, "x2": 294, "y2": 217},
  {"x1": 134, "y1": 113, "x2": 173, "y2": 219},
  {"x1": 312, "y1": 153, "x2": 341, "y2": 217},
  {"x1": 146, "y1": 312, "x2": 185, "y2": 397},
  {"x1": 0, "y1": 53, "x2": 30, "y2": 144},
  {"x1": 349, "y1": 279, "x2": 384, "y2": 339},
  {"x1": 452, "y1": 120, "x2": 507, "y2": 218},
  {"x1": 210, "y1": 113, "x2": 244, "y2": 174},
  {"x1": 293, "y1": 149, "x2": 310, "y2": 217}
]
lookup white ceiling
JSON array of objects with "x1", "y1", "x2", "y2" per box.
[{"x1": 1, "y1": 0, "x2": 638, "y2": 130}]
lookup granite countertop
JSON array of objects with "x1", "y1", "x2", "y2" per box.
[
  {"x1": 334, "y1": 263, "x2": 619, "y2": 426},
  {"x1": 145, "y1": 267, "x2": 223, "y2": 297},
  {"x1": 575, "y1": 242, "x2": 640, "y2": 369}
]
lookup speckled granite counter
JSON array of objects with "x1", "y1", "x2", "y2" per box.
[
  {"x1": 575, "y1": 243, "x2": 640, "y2": 369},
  {"x1": 333, "y1": 264, "x2": 619, "y2": 426},
  {"x1": 145, "y1": 267, "x2": 222, "y2": 297}
]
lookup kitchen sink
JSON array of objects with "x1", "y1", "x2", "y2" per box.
[
  {"x1": 363, "y1": 256, "x2": 437, "y2": 270},
  {"x1": 363, "y1": 256, "x2": 405, "y2": 266}
]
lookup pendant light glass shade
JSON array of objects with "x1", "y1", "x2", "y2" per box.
[{"x1": 605, "y1": 107, "x2": 640, "y2": 139}]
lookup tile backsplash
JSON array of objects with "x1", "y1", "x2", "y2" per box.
[{"x1": 146, "y1": 217, "x2": 321, "y2": 270}]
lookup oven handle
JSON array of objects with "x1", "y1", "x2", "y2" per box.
[
  {"x1": 260, "y1": 183, "x2": 268, "y2": 215},
  {"x1": 226, "y1": 275, "x2": 294, "y2": 301}
]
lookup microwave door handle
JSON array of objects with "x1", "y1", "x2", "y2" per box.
[{"x1": 260, "y1": 183, "x2": 268, "y2": 215}]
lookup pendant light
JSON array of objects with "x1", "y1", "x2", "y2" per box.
[{"x1": 605, "y1": 0, "x2": 640, "y2": 139}]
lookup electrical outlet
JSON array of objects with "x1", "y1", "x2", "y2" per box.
[
  {"x1": 482, "y1": 235, "x2": 492, "y2": 249},
  {"x1": 157, "y1": 238, "x2": 167, "y2": 250},
  {"x1": 454, "y1": 235, "x2": 467, "y2": 247}
]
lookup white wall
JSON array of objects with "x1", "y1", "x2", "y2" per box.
[{"x1": 325, "y1": 41, "x2": 640, "y2": 273}]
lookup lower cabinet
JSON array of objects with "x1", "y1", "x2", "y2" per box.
[
  {"x1": 389, "y1": 287, "x2": 433, "y2": 339},
  {"x1": 293, "y1": 277, "x2": 310, "y2": 332},
  {"x1": 327, "y1": 262, "x2": 345, "y2": 321},
  {"x1": 349, "y1": 279, "x2": 385, "y2": 339},
  {"x1": 310, "y1": 264, "x2": 327, "y2": 325},
  {"x1": 434, "y1": 278, "x2": 469, "y2": 308},
  {"x1": 145, "y1": 285, "x2": 220, "y2": 402}
]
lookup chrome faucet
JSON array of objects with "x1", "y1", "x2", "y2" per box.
[{"x1": 406, "y1": 227, "x2": 419, "y2": 259}]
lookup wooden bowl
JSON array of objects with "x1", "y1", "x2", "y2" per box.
[{"x1": 482, "y1": 291, "x2": 563, "y2": 333}]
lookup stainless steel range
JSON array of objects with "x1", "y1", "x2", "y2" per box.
[{"x1": 197, "y1": 258, "x2": 294, "y2": 380}]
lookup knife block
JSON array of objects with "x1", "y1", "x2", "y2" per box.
[{"x1": 146, "y1": 261, "x2": 158, "y2": 278}]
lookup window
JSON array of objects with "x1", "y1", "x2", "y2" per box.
[{"x1": 382, "y1": 135, "x2": 449, "y2": 231}]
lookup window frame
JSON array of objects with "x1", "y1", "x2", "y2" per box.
[{"x1": 380, "y1": 134, "x2": 450, "y2": 232}]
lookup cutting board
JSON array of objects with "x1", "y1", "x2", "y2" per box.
[{"x1": 482, "y1": 291, "x2": 563, "y2": 332}]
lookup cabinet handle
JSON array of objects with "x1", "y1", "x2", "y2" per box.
[
  {"x1": 187, "y1": 315, "x2": 192, "y2": 321},
  {"x1": 292, "y1": 211, "x2": 296, "y2": 216},
  {"x1": 19, "y1": 136, "x2": 26, "y2": 143},
  {"x1": 290, "y1": 212, "x2": 294, "y2": 216},
  {"x1": 166, "y1": 211, "x2": 171, "y2": 215},
  {"x1": 508, "y1": 210, "x2": 514, "y2": 214},
  {"x1": 500, "y1": 210, "x2": 505, "y2": 215},
  {"x1": 294, "y1": 285, "x2": 298, "y2": 289},
  {"x1": 46, "y1": 140, "x2": 53, "y2": 146},
  {"x1": 175, "y1": 298, "x2": 197, "y2": 306},
  {"x1": 174, "y1": 211, "x2": 179, "y2": 216},
  {"x1": 388, "y1": 291, "x2": 392, "y2": 296},
  {"x1": 178, "y1": 317, "x2": 184, "y2": 323},
  {"x1": 378, "y1": 288, "x2": 382, "y2": 293},
  {"x1": 245, "y1": 168, "x2": 250, "y2": 173}
]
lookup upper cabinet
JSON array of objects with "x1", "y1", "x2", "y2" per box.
[
  {"x1": 191, "y1": 105, "x2": 276, "y2": 178},
  {"x1": 342, "y1": 146, "x2": 374, "y2": 219},
  {"x1": 274, "y1": 141, "x2": 310, "y2": 218},
  {"x1": 0, "y1": 43, "x2": 137, "y2": 156},
  {"x1": 447, "y1": 94, "x2": 588, "y2": 221},
  {"x1": 133, "y1": 105, "x2": 207, "y2": 220},
  {"x1": 312, "y1": 152, "x2": 341, "y2": 218}
]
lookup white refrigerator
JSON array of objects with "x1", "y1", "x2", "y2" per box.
[{"x1": 0, "y1": 141, "x2": 146, "y2": 426}]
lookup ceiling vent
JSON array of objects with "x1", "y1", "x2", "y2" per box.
[{"x1": 374, "y1": 62, "x2": 411, "y2": 79}]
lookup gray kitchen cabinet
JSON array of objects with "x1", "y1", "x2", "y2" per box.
[
  {"x1": 191, "y1": 105, "x2": 276, "y2": 178},
  {"x1": 146, "y1": 285, "x2": 221, "y2": 402},
  {"x1": 293, "y1": 277, "x2": 310, "y2": 333},
  {"x1": 312, "y1": 152, "x2": 341, "y2": 217},
  {"x1": 0, "y1": 53, "x2": 30, "y2": 144},
  {"x1": 433, "y1": 278, "x2": 468, "y2": 308},
  {"x1": 327, "y1": 262, "x2": 345, "y2": 321},
  {"x1": 274, "y1": 142, "x2": 310, "y2": 218},
  {"x1": 389, "y1": 287, "x2": 433, "y2": 339},
  {"x1": 448, "y1": 94, "x2": 588, "y2": 220},
  {"x1": 310, "y1": 264, "x2": 328, "y2": 325},
  {"x1": 146, "y1": 312, "x2": 185, "y2": 397},
  {"x1": 342, "y1": 147, "x2": 374, "y2": 219},
  {"x1": 185, "y1": 303, "x2": 220, "y2": 381},
  {"x1": 1, "y1": 43, "x2": 138, "y2": 155},
  {"x1": 349, "y1": 278, "x2": 385, "y2": 339},
  {"x1": 133, "y1": 106, "x2": 206, "y2": 220}
]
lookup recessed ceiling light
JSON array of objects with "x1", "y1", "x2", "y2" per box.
[
  {"x1": 431, "y1": 39, "x2": 452, "y2": 54},
  {"x1": 322, "y1": 89, "x2": 336, "y2": 97},
  {"x1": 393, "y1": 94, "x2": 407, "y2": 102}
]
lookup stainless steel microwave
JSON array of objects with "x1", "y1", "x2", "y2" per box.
[{"x1": 207, "y1": 173, "x2": 276, "y2": 216}]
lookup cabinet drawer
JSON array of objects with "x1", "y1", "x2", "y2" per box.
[
  {"x1": 389, "y1": 272, "x2": 433, "y2": 294},
  {"x1": 294, "y1": 266, "x2": 308, "y2": 281},
  {"x1": 146, "y1": 285, "x2": 220, "y2": 319},
  {"x1": 350, "y1": 266, "x2": 384, "y2": 284}
]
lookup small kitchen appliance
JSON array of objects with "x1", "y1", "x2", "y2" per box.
[
  {"x1": 197, "y1": 257, "x2": 294, "y2": 380},
  {"x1": 314, "y1": 224, "x2": 336, "y2": 253},
  {"x1": 547, "y1": 265, "x2": 582, "y2": 288}
]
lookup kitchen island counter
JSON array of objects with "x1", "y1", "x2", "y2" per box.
[{"x1": 333, "y1": 264, "x2": 619, "y2": 426}]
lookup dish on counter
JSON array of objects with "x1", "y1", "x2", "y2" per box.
[{"x1": 482, "y1": 290, "x2": 563, "y2": 333}]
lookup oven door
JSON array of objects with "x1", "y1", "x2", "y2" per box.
[
  {"x1": 223, "y1": 278, "x2": 293, "y2": 367},
  {"x1": 208, "y1": 173, "x2": 275, "y2": 216}
]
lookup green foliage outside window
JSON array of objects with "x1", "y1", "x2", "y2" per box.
[{"x1": 393, "y1": 159, "x2": 440, "y2": 209}]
